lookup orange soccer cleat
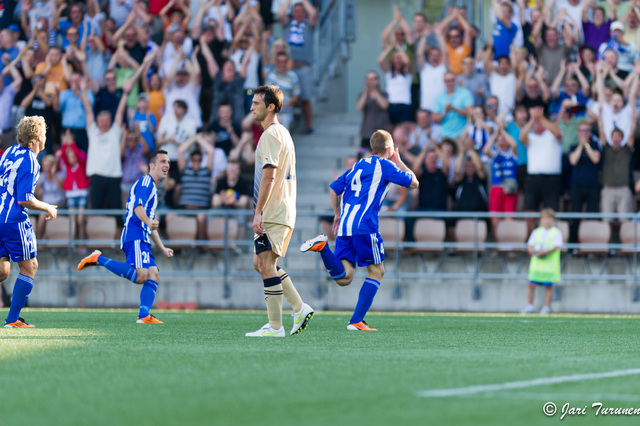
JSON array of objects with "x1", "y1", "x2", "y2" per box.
[
  {"x1": 346, "y1": 321, "x2": 377, "y2": 331},
  {"x1": 77, "y1": 250, "x2": 102, "y2": 270},
  {"x1": 136, "y1": 315, "x2": 164, "y2": 324}
]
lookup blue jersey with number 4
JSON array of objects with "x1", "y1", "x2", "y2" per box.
[
  {"x1": 121, "y1": 174, "x2": 157, "y2": 247},
  {"x1": 330, "y1": 156, "x2": 413, "y2": 236},
  {"x1": 0, "y1": 145, "x2": 40, "y2": 224}
]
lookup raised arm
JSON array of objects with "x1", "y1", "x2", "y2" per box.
[
  {"x1": 176, "y1": 135, "x2": 198, "y2": 172},
  {"x1": 377, "y1": 43, "x2": 394, "y2": 73},
  {"x1": 301, "y1": 0, "x2": 318, "y2": 27},
  {"x1": 113, "y1": 87, "x2": 130, "y2": 128},
  {"x1": 80, "y1": 79, "x2": 95, "y2": 130},
  {"x1": 551, "y1": 58, "x2": 567, "y2": 98},
  {"x1": 278, "y1": 0, "x2": 292, "y2": 27}
]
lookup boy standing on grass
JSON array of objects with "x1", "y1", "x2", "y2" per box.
[
  {"x1": 300, "y1": 130, "x2": 418, "y2": 331},
  {"x1": 523, "y1": 208, "x2": 563, "y2": 315}
]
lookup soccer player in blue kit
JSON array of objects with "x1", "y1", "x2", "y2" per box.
[
  {"x1": 300, "y1": 130, "x2": 418, "y2": 330},
  {"x1": 78, "y1": 150, "x2": 174, "y2": 323},
  {"x1": 1, "y1": 116, "x2": 58, "y2": 328}
]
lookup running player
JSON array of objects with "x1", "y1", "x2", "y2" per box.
[
  {"x1": 77, "y1": 150, "x2": 174, "y2": 323},
  {"x1": 300, "y1": 129, "x2": 418, "y2": 330}
]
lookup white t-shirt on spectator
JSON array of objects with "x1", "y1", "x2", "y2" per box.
[
  {"x1": 600, "y1": 102, "x2": 633, "y2": 146},
  {"x1": 419, "y1": 62, "x2": 446, "y2": 112},
  {"x1": 489, "y1": 72, "x2": 517, "y2": 117},
  {"x1": 554, "y1": 0, "x2": 584, "y2": 39},
  {"x1": 157, "y1": 115, "x2": 198, "y2": 161},
  {"x1": 161, "y1": 39, "x2": 195, "y2": 77},
  {"x1": 205, "y1": 4, "x2": 234, "y2": 42},
  {"x1": 230, "y1": 49, "x2": 261, "y2": 90},
  {"x1": 87, "y1": 123, "x2": 123, "y2": 178},
  {"x1": 385, "y1": 71, "x2": 412, "y2": 105},
  {"x1": 526, "y1": 129, "x2": 563, "y2": 175},
  {"x1": 164, "y1": 82, "x2": 202, "y2": 129}
]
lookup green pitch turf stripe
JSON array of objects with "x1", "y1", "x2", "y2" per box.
[{"x1": 417, "y1": 368, "x2": 640, "y2": 398}]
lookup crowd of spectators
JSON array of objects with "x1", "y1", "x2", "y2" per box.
[
  {"x1": 0, "y1": 0, "x2": 318, "y2": 240},
  {"x1": 359, "y1": 0, "x2": 640, "y2": 243}
]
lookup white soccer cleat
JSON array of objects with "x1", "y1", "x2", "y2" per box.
[
  {"x1": 539, "y1": 306, "x2": 551, "y2": 315},
  {"x1": 300, "y1": 234, "x2": 328, "y2": 253},
  {"x1": 245, "y1": 323, "x2": 285, "y2": 337},
  {"x1": 290, "y1": 303, "x2": 315, "y2": 335},
  {"x1": 521, "y1": 304, "x2": 535, "y2": 314}
]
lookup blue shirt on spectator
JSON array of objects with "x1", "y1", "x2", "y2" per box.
[
  {"x1": 506, "y1": 121, "x2": 527, "y2": 166},
  {"x1": 0, "y1": 45, "x2": 19, "y2": 87},
  {"x1": 569, "y1": 139, "x2": 601, "y2": 187},
  {"x1": 492, "y1": 20, "x2": 518, "y2": 59},
  {"x1": 133, "y1": 112, "x2": 157, "y2": 152},
  {"x1": 434, "y1": 86, "x2": 474, "y2": 139},
  {"x1": 490, "y1": 148, "x2": 518, "y2": 186},
  {"x1": 60, "y1": 89, "x2": 94, "y2": 129}
]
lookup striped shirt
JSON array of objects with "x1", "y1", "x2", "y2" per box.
[
  {"x1": 0, "y1": 145, "x2": 40, "y2": 223},
  {"x1": 330, "y1": 156, "x2": 413, "y2": 236},
  {"x1": 179, "y1": 167, "x2": 212, "y2": 207},
  {"x1": 121, "y1": 174, "x2": 157, "y2": 247}
]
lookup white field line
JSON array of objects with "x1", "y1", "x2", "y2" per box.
[
  {"x1": 473, "y1": 392, "x2": 640, "y2": 402},
  {"x1": 417, "y1": 368, "x2": 640, "y2": 398}
]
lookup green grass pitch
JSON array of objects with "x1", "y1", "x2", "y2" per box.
[{"x1": 1, "y1": 309, "x2": 640, "y2": 426}]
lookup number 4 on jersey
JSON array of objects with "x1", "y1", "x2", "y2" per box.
[{"x1": 350, "y1": 169, "x2": 363, "y2": 197}]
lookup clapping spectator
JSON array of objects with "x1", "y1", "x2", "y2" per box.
[
  {"x1": 356, "y1": 71, "x2": 390, "y2": 150},
  {"x1": 34, "y1": 154, "x2": 66, "y2": 238},
  {"x1": 416, "y1": 24, "x2": 446, "y2": 114},
  {"x1": 162, "y1": 45, "x2": 202, "y2": 129},
  {"x1": 58, "y1": 130, "x2": 89, "y2": 242},
  {"x1": 582, "y1": 0, "x2": 616, "y2": 51},
  {"x1": 439, "y1": 8, "x2": 474, "y2": 75},
  {"x1": 453, "y1": 138, "x2": 488, "y2": 213},
  {"x1": 491, "y1": 0, "x2": 519, "y2": 60},
  {"x1": 278, "y1": 0, "x2": 318, "y2": 133},
  {"x1": 433, "y1": 71, "x2": 474, "y2": 140},
  {"x1": 456, "y1": 55, "x2": 490, "y2": 107},
  {"x1": 483, "y1": 52, "x2": 517, "y2": 118}
]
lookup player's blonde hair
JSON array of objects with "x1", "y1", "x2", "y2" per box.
[
  {"x1": 369, "y1": 130, "x2": 393, "y2": 155},
  {"x1": 16, "y1": 116, "x2": 46, "y2": 150}
]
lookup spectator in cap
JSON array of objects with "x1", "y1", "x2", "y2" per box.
[{"x1": 598, "y1": 20, "x2": 638, "y2": 72}]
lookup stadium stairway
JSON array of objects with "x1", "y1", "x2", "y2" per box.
[{"x1": 291, "y1": 112, "x2": 361, "y2": 235}]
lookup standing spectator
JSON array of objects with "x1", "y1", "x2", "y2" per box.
[
  {"x1": 582, "y1": 0, "x2": 616, "y2": 51},
  {"x1": 550, "y1": 60, "x2": 590, "y2": 117},
  {"x1": 409, "y1": 109, "x2": 438, "y2": 149},
  {"x1": 506, "y1": 104, "x2": 529, "y2": 191},
  {"x1": 412, "y1": 147, "x2": 449, "y2": 213},
  {"x1": 484, "y1": 54, "x2": 517, "y2": 118},
  {"x1": 356, "y1": 71, "x2": 390, "y2": 151},
  {"x1": 491, "y1": 0, "x2": 519, "y2": 60},
  {"x1": 483, "y1": 125, "x2": 519, "y2": 234},
  {"x1": 278, "y1": 0, "x2": 317, "y2": 133},
  {"x1": 34, "y1": 47, "x2": 72, "y2": 96},
  {"x1": 597, "y1": 106, "x2": 637, "y2": 222},
  {"x1": 54, "y1": 2, "x2": 92, "y2": 49},
  {"x1": 93, "y1": 69, "x2": 124, "y2": 120},
  {"x1": 230, "y1": 17, "x2": 262, "y2": 114},
  {"x1": 57, "y1": 130, "x2": 89, "y2": 243},
  {"x1": 210, "y1": 102, "x2": 242, "y2": 157},
  {"x1": 80, "y1": 80, "x2": 129, "y2": 212},
  {"x1": 533, "y1": 27, "x2": 574, "y2": 84},
  {"x1": 378, "y1": 44, "x2": 413, "y2": 127},
  {"x1": 85, "y1": 32, "x2": 110, "y2": 89},
  {"x1": 177, "y1": 134, "x2": 216, "y2": 241},
  {"x1": 596, "y1": 61, "x2": 638, "y2": 146},
  {"x1": 598, "y1": 21, "x2": 638, "y2": 72},
  {"x1": 432, "y1": 71, "x2": 474, "y2": 140},
  {"x1": 265, "y1": 52, "x2": 301, "y2": 130},
  {"x1": 84, "y1": 0, "x2": 106, "y2": 36},
  {"x1": 439, "y1": 9, "x2": 473, "y2": 75},
  {"x1": 160, "y1": 24, "x2": 194, "y2": 77},
  {"x1": 516, "y1": 61, "x2": 551, "y2": 113},
  {"x1": 109, "y1": 0, "x2": 135, "y2": 28},
  {"x1": 456, "y1": 56, "x2": 490, "y2": 107},
  {"x1": 157, "y1": 99, "x2": 198, "y2": 207},
  {"x1": 209, "y1": 59, "x2": 248, "y2": 128},
  {"x1": 568, "y1": 120, "x2": 601, "y2": 245},
  {"x1": 453, "y1": 138, "x2": 488, "y2": 213},
  {"x1": 58, "y1": 72, "x2": 93, "y2": 152},
  {"x1": 22, "y1": 74, "x2": 58, "y2": 153},
  {"x1": 416, "y1": 29, "x2": 446, "y2": 114},
  {"x1": 162, "y1": 50, "x2": 202, "y2": 129},
  {"x1": 520, "y1": 106, "x2": 563, "y2": 232}
]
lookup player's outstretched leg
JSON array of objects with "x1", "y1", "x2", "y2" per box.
[
  {"x1": 300, "y1": 234, "x2": 346, "y2": 280},
  {"x1": 137, "y1": 280, "x2": 163, "y2": 324},
  {"x1": 277, "y1": 266, "x2": 314, "y2": 335},
  {"x1": 77, "y1": 250, "x2": 138, "y2": 283},
  {"x1": 347, "y1": 278, "x2": 380, "y2": 331},
  {"x1": 4, "y1": 274, "x2": 35, "y2": 328}
]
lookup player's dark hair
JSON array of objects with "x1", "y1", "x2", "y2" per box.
[
  {"x1": 149, "y1": 149, "x2": 168, "y2": 165},
  {"x1": 253, "y1": 84, "x2": 283, "y2": 114}
]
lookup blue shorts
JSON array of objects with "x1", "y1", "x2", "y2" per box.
[
  {"x1": 122, "y1": 240, "x2": 157, "y2": 270},
  {"x1": 530, "y1": 281, "x2": 554, "y2": 287},
  {"x1": 335, "y1": 232, "x2": 385, "y2": 267},
  {"x1": 0, "y1": 220, "x2": 37, "y2": 262}
]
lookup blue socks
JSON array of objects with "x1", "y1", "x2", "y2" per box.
[
  {"x1": 6, "y1": 274, "x2": 34, "y2": 324},
  {"x1": 98, "y1": 255, "x2": 138, "y2": 283},
  {"x1": 350, "y1": 278, "x2": 381, "y2": 324},
  {"x1": 139, "y1": 280, "x2": 158, "y2": 319},
  {"x1": 319, "y1": 245, "x2": 346, "y2": 280}
]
